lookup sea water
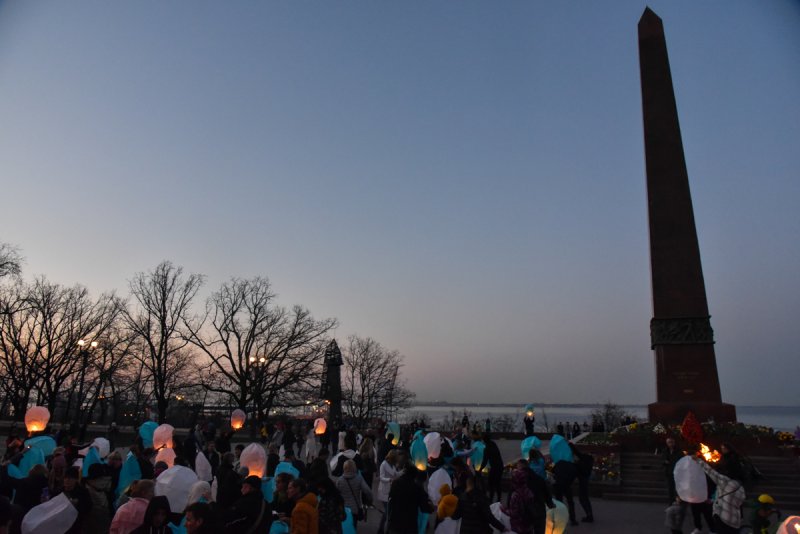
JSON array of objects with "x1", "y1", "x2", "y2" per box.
[{"x1": 400, "y1": 404, "x2": 799, "y2": 431}]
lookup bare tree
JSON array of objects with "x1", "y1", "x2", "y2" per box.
[
  {"x1": 342, "y1": 335, "x2": 415, "y2": 427},
  {"x1": 124, "y1": 261, "x2": 204, "y2": 422},
  {"x1": 185, "y1": 276, "x2": 337, "y2": 421},
  {"x1": 0, "y1": 277, "x2": 122, "y2": 421},
  {"x1": 0, "y1": 243, "x2": 22, "y2": 279}
]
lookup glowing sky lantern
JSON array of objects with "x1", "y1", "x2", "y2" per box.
[
  {"x1": 155, "y1": 447, "x2": 176, "y2": 468},
  {"x1": 240, "y1": 443, "x2": 267, "y2": 478},
  {"x1": 153, "y1": 424, "x2": 174, "y2": 450},
  {"x1": 25, "y1": 406, "x2": 50, "y2": 433},
  {"x1": 231, "y1": 409, "x2": 246, "y2": 430},
  {"x1": 410, "y1": 434, "x2": 428, "y2": 471},
  {"x1": 386, "y1": 422, "x2": 401, "y2": 446},
  {"x1": 423, "y1": 432, "x2": 442, "y2": 460},
  {"x1": 524, "y1": 404, "x2": 535, "y2": 418},
  {"x1": 314, "y1": 418, "x2": 327, "y2": 435}
]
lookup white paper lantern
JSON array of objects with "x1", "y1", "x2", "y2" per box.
[
  {"x1": 424, "y1": 432, "x2": 442, "y2": 460},
  {"x1": 231, "y1": 409, "x2": 246, "y2": 430},
  {"x1": 674, "y1": 456, "x2": 708, "y2": 504},
  {"x1": 79, "y1": 437, "x2": 111, "y2": 459},
  {"x1": 24, "y1": 406, "x2": 50, "y2": 433},
  {"x1": 239, "y1": 443, "x2": 267, "y2": 478},
  {"x1": 21, "y1": 493, "x2": 78, "y2": 534},
  {"x1": 427, "y1": 467, "x2": 451, "y2": 506},
  {"x1": 194, "y1": 450, "x2": 212, "y2": 482},
  {"x1": 314, "y1": 418, "x2": 327, "y2": 435},
  {"x1": 153, "y1": 424, "x2": 174, "y2": 450},
  {"x1": 155, "y1": 447, "x2": 176, "y2": 468},
  {"x1": 154, "y1": 465, "x2": 199, "y2": 513}
]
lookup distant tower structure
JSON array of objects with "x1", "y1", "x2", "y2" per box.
[
  {"x1": 638, "y1": 7, "x2": 735, "y2": 424},
  {"x1": 321, "y1": 339, "x2": 343, "y2": 428}
]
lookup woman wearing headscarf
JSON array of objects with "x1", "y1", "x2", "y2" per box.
[{"x1": 110, "y1": 480, "x2": 154, "y2": 534}]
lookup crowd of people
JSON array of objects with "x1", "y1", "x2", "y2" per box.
[{"x1": 0, "y1": 417, "x2": 601, "y2": 534}]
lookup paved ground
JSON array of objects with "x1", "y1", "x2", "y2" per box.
[{"x1": 361, "y1": 497, "x2": 676, "y2": 533}]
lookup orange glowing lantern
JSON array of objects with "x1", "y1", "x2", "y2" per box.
[
  {"x1": 314, "y1": 418, "x2": 327, "y2": 435},
  {"x1": 240, "y1": 443, "x2": 267, "y2": 478},
  {"x1": 153, "y1": 424, "x2": 174, "y2": 450},
  {"x1": 155, "y1": 447, "x2": 176, "y2": 468},
  {"x1": 25, "y1": 406, "x2": 50, "y2": 433},
  {"x1": 231, "y1": 409, "x2": 246, "y2": 430},
  {"x1": 699, "y1": 443, "x2": 721, "y2": 463}
]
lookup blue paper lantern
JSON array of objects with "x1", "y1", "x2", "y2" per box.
[
  {"x1": 386, "y1": 422, "x2": 401, "y2": 446},
  {"x1": 521, "y1": 436, "x2": 541, "y2": 459},
  {"x1": 470, "y1": 440, "x2": 485, "y2": 469},
  {"x1": 549, "y1": 435, "x2": 573, "y2": 465},
  {"x1": 116, "y1": 454, "x2": 143, "y2": 497},
  {"x1": 24, "y1": 436, "x2": 57, "y2": 457},
  {"x1": 139, "y1": 421, "x2": 158, "y2": 448},
  {"x1": 410, "y1": 435, "x2": 428, "y2": 471}
]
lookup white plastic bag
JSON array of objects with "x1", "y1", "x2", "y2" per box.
[{"x1": 673, "y1": 456, "x2": 707, "y2": 503}]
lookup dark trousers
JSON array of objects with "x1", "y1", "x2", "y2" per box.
[
  {"x1": 713, "y1": 515, "x2": 740, "y2": 534},
  {"x1": 691, "y1": 501, "x2": 713, "y2": 530},
  {"x1": 553, "y1": 483, "x2": 576, "y2": 523},
  {"x1": 577, "y1": 476, "x2": 593, "y2": 519},
  {"x1": 486, "y1": 474, "x2": 502, "y2": 503}
]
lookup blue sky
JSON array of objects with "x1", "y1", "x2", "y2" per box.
[{"x1": 1, "y1": 1, "x2": 798, "y2": 405}]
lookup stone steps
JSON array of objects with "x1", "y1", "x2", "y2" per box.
[{"x1": 601, "y1": 452, "x2": 800, "y2": 511}]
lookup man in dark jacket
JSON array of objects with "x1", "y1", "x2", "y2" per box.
[
  {"x1": 387, "y1": 463, "x2": 434, "y2": 534},
  {"x1": 452, "y1": 473, "x2": 505, "y2": 533},
  {"x1": 569, "y1": 442, "x2": 594, "y2": 523},
  {"x1": 225, "y1": 475, "x2": 271, "y2": 533},
  {"x1": 662, "y1": 437, "x2": 684, "y2": 503},
  {"x1": 480, "y1": 433, "x2": 504, "y2": 503},
  {"x1": 552, "y1": 459, "x2": 578, "y2": 526}
]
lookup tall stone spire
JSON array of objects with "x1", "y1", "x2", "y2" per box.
[{"x1": 638, "y1": 7, "x2": 736, "y2": 423}]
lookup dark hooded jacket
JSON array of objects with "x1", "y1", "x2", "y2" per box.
[{"x1": 130, "y1": 495, "x2": 172, "y2": 534}]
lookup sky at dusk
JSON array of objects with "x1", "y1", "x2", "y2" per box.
[{"x1": 1, "y1": 1, "x2": 798, "y2": 406}]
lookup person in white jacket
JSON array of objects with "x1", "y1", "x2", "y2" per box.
[{"x1": 376, "y1": 449, "x2": 403, "y2": 534}]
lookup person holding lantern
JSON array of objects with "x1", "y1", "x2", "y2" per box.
[
  {"x1": 694, "y1": 456, "x2": 746, "y2": 534},
  {"x1": 387, "y1": 460, "x2": 434, "y2": 534},
  {"x1": 225, "y1": 475, "x2": 272, "y2": 533}
]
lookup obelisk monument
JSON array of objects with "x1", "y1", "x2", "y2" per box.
[{"x1": 638, "y1": 8, "x2": 736, "y2": 424}]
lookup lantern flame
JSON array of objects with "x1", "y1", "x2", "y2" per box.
[
  {"x1": 526, "y1": 411, "x2": 534, "y2": 417},
  {"x1": 415, "y1": 462, "x2": 426, "y2": 471},
  {"x1": 699, "y1": 443, "x2": 721, "y2": 463}
]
